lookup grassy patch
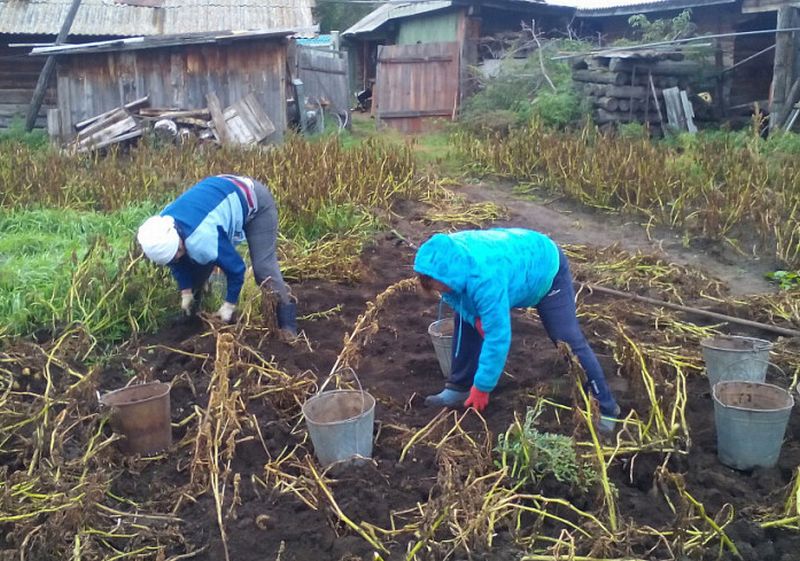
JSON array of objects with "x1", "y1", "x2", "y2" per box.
[{"x1": 454, "y1": 121, "x2": 800, "y2": 267}]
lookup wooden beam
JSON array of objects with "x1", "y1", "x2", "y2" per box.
[
  {"x1": 206, "y1": 91, "x2": 231, "y2": 145},
  {"x1": 74, "y1": 96, "x2": 149, "y2": 130},
  {"x1": 25, "y1": 0, "x2": 82, "y2": 131},
  {"x1": 771, "y1": 6, "x2": 797, "y2": 130}
]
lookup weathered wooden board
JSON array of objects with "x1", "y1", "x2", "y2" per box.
[
  {"x1": 0, "y1": 44, "x2": 51, "y2": 129},
  {"x1": 55, "y1": 38, "x2": 287, "y2": 142},
  {"x1": 296, "y1": 46, "x2": 351, "y2": 119},
  {"x1": 375, "y1": 42, "x2": 460, "y2": 134},
  {"x1": 222, "y1": 93, "x2": 276, "y2": 145}
]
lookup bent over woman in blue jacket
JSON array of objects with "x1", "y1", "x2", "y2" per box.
[
  {"x1": 414, "y1": 228, "x2": 620, "y2": 432},
  {"x1": 136, "y1": 175, "x2": 296, "y2": 335}
]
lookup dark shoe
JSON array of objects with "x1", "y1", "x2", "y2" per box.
[
  {"x1": 276, "y1": 302, "x2": 298, "y2": 336},
  {"x1": 424, "y1": 388, "x2": 470, "y2": 408}
]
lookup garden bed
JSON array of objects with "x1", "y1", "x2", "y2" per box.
[{"x1": 4, "y1": 233, "x2": 799, "y2": 561}]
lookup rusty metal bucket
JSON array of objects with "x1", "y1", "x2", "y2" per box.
[{"x1": 99, "y1": 382, "x2": 172, "y2": 455}]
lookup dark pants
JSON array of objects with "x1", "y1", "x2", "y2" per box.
[{"x1": 446, "y1": 249, "x2": 617, "y2": 413}]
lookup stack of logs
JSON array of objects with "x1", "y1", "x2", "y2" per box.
[{"x1": 572, "y1": 49, "x2": 701, "y2": 132}]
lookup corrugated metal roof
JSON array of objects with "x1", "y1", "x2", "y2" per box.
[
  {"x1": 0, "y1": 0, "x2": 314, "y2": 37},
  {"x1": 343, "y1": 1, "x2": 453, "y2": 37},
  {"x1": 547, "y1": 0, "x2": 736, "y2": 16},
  {"x1": 30, "y1": 26, "x2": 305, "y2": 54}
]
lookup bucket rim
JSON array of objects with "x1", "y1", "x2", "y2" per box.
[
  {"x1": 428, "y1": 318, "x2": 452, "y2": 338},
  {"x1": 100, "y1": 381, "x2": 171, "y2": 408},
  {"x1": 712, "y1": 381, "x2": 794, "y2": 412},
  {"x1": 700, "y1": 335, "x2": 773, "y2": 353},
  {"x1": 302, "y1": 389, "x2": 376, "y2": 427}
]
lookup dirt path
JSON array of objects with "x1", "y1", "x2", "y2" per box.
[{"x1": 458, "y1": 180, "x2": 775, "y2": 296}]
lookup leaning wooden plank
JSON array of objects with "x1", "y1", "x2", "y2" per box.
[
  {"x1": 77, "y1": 115, "x2": 138, "y2": 150},
  {"x1": 662, "y1": 87, "x2": 685, "y2": 131},
  {"x1": 206, "y1": 92, "x2": 231, "y2": 145},
  {"x1": 236, "y1": 94, "x2": 275, "y2": 141},
  {"x1": 223, "y1": 111, "x2": 256, "y2": 145},
  {"x1": 75, "y1": 108, "x2": 130, "y2": 142},
  {"x1": 679, "y1": 90, "x2": 698, "y2": 133},
  {"x1": 74, "y1": 97, "x2": 149, "y2": 130},
  {"x1": 78, "y1": 128, "x2": 143, "y2": 153}
]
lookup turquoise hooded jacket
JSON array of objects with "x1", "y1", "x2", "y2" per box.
[{"x1": 414, "y1": 228, "x2": 560, "y2": 393}]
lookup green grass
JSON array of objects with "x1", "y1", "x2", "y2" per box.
[{"x1": 0, "y1": 204, "x2": 170, "y2": 339}]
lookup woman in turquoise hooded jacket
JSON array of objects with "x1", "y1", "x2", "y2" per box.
[{"x1": 414, "y1": 228, "x2": 620, "y2": 432}]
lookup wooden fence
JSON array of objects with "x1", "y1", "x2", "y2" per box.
[
  {"x1": 296, "y1": 46, "x2": 351, "y2": 121},
  {"x1": 374, "y1": 41, "x2": 459, "y2": 133}
]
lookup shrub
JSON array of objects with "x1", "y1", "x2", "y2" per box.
[{"x1": 496, "y1": 406, "x2": 598, "y2": 492}]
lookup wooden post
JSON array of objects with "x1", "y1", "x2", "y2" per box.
[
  {"x1": 25, "y1": 0, "x2": 82, "y2": 131},
  {"x1": 771, "y1": 6, "x2": 796, "y2": 131}
]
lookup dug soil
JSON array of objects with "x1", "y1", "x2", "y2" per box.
[{"x1": 92, "y1": 229, "x2": 800, "y2": 561}]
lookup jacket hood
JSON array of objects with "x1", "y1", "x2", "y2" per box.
[{"x1": 413, "y1": 233, "x2": 470, "y2": 292}]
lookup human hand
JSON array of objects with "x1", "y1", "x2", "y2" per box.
[
  {"x1": 464, "y1": 386, "x2": 490, "y2": 412},
  {"x1": 215, "y1": 301, "x2": 236, "y2": 323},
  {"x1": 475, "y1": 317, "x2": 485, "y2": 338},
  {"x1": 180, "y1": 290, "x2": 194, "y2": 316}
]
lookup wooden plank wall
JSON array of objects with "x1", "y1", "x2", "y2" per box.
[
  {"x1": 296, "y1": 46, "x2": 351, "y2": 117},
  {"x1": 374, "y1": 41, "x2": 460, "y2": 133},
  {"x1": 0, "y1": 42, "x2": 54, "y2": 129},
  {"x1": 56, "y1": 39, "x2": 287, "y2": 142}
]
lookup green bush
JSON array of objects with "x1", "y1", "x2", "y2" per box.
[
  {"x1": 461, "y1": 38, "x2": 591, "y2": 132},
  {"x1": 627, "y1": 9, "x2": 696, "y2": 43},
  {"x1": 496, "y1": 406, "x2": 597, "y2": 492},
  {"x1": 531, "y1": 89, "x2": 586, "y2": 129}
]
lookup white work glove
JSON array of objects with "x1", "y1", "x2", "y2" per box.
[
  {"x1": 215, "y1": 301, "x2": 236, "y2": 323},
  {"x1": 180, "y1": 290, "x2": 194, "y2": 316}
]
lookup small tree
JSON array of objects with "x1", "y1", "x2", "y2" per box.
[{"x1": 628, "y1": 9, "x2": 696, "y2": 43}]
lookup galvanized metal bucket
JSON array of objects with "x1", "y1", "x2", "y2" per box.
[
  {"x1": 428, "y1": 319, "x2": 453, "y2": 380},
  {"x1": 99, "y1": 382, "x2": 172, "y2": 456},
  {"x1": 701, "y1": 335, "x2": 773, "y2": 389},
  {"x1": 302, "y1": 369, "x2": 375, "y2": 467},
  {"x1": 713, "y1": 381, "x2": 794, "y2": 470}
]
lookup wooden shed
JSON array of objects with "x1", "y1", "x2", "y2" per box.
[
  {"x1": 0, "y1": 0, "x2": 313, "y2": 131},
  {"x1": 34, "y1": 29, "x2": 298, "y2": 143},
  {"x1": 343, "y1": 0, "x2": 573, "y2": 133}
]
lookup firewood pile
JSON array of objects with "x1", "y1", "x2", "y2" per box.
[
  {"x1": 571, "y1": 49, "x2": 702, "y2": 133},
  {"x1": 68, "y1": 92, "x2": 275, "y2": 152}
]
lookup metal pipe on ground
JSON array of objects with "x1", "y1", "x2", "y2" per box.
[{"x1": 581, "y1": 283, "x2": 800, "y2": 339}]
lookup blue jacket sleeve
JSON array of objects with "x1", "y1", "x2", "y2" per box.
[
  {"x1": 215, "y1": 227, "x2": 246, "y2": 303},
  {"x1": 168, "y1": 260, "x2": 194, "y2": 291},
  {"x1": 470, "y1": 278, "x2": 511, "y2": 393}
]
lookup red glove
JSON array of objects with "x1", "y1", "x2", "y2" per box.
[
  {"x1": 464, "y1": 386, "x2": 490, "y2": 412},
  {"x1": 475, "y1": 318, "x2": 485, "y2": 338}
]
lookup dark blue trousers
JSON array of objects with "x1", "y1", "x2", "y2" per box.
[{"x1": 445, "y1": 249, "x2": 617, "y2": 413}]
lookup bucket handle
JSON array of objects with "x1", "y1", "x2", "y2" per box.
[
  {"x1": 725, "y1": 359, "x2": 795, "y2": 391},
  {"x1": 317, "y1": 366, "x2": 367, "y2": 417},
  {"x1": 318, "y1": 366, "x2": 364, "y2": 396}
]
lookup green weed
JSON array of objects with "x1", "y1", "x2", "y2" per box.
[{"x1": 496, "y1": 406, "x2": 598, "y2": 493}]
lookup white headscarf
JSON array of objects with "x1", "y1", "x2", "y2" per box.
[{"x1": 137, "y1": 215, "x2": 180, "y2": 265}]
